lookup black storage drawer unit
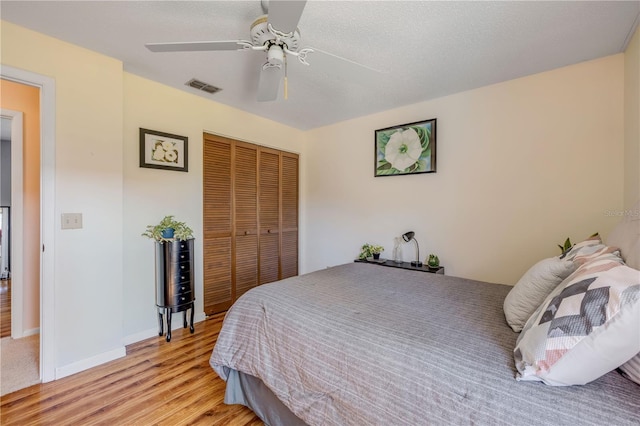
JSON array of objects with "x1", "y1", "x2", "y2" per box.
[{"x1": 155, "y1": 239, "x2": 195, "y2": 341}]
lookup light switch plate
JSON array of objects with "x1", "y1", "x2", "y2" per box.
[{"x1": 61, "y1": 213, "x2": 83, "y2": 229}]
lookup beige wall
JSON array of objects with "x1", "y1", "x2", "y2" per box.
[
  {"x1": 0, "y1": 18, "x2": 633, "y2": 373},
  {"x1": 305, "y1": 55, "x2": 625, "y2": 284},
  {"x1": 0, "y1": 79, "x2": 40, "y2": 331},
  {"x1": 624, "y1": 26, "x2": 640, "y2": 209},
  {"x1": 1, "y1": 21, "x2": 125, "y2": 369},
  {"x1": 122, "y1": 73, "x2": 307, "y2": 338}
]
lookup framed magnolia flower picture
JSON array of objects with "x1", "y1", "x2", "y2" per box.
[
  {"x1": 374, "y1": 118, "x2": 436, "y2": 177},
  {"x1": 139, "y1": 128, "x2": 188, "y2": 172}
]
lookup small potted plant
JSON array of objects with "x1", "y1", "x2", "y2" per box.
[
  {"x1": 427, "y1": 254, "x2": 440, "y2": 269},
  {"x1": 359, "y1": 243, "x2": 385, "y2": 260},
  {"x1": 142, "y1": 215, "x2": 194, "y2": 242},
  {"x1": 558, "y1": 237, "x2": 573, "y2": 256}
]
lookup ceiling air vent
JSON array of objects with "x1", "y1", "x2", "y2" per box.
[{"x1": 185, "y1": 78, "x2": 221, "y2": 94}]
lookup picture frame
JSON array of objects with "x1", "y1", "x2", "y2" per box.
[
  {"x1": 139, "y1": 128, "x2": 188, "y2": 172},
  {"x1": 374, "y1": 118, "x2": 436, "y2": 177}
]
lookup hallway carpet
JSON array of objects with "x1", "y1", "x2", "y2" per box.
[{"x1": 1, "y1": 334, "x2": 39, "y2": 396}]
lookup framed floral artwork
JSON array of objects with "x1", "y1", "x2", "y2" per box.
[
  {"x1": 139, "y1": 128, "x2": 188, "y2": 172},
  {"x1": 374, "y1": 118, "x2": 436, "y2": 177}
]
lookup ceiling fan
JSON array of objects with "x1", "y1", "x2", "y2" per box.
[{"x1": 145, "y1": 0, "x2": 380, "y2": 102}]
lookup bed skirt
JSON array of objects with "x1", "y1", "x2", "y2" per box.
[{"x1": 223, "y1": 367, "x2": 308, "y2": 426}]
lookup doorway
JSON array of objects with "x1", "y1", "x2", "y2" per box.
[
  {"x1": 1, "y1": 114, "x2": 19, "y2": 334},
  {"x1": 0, "y1": 95, "x2": 39, "y2": 394},
  {"x1": 0, "y1": 108, "x2": 25, "y2": 342},
  {"x1": 1, "y1": 65, "x2": 55, "y2": 383}
]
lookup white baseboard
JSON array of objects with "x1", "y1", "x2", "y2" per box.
[
  {"x1": 22, "y1": 327, "x2": 40, "y2": 337},
  {"x1": 55, "y1": 346, "x2": 126, "y2": 380},
  {"x1": 122, "y1": 311, "x2": 207, "y2": 346}
]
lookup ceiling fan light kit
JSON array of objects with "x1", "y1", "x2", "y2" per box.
[{"x1": 145, "y1": 0, "x2": 378, "y2": 102}]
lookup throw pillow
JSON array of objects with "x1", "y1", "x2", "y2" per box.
[
  {"x1": 619, "y1": 353, "x2": 640, "y2": 385},
  {"x1": 514, "y1": 252, "x2": 640, "y2": 386},
  {"x1": 560, "y1": 233, "x2": 602, "y2": 261},
  {"x1": 503, "y1": 257, "x2": 576, "y2": 332}
]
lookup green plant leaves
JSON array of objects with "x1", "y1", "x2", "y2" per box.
[{"x1": 142, "y1": 215, "x2": 193, "y2": 242}]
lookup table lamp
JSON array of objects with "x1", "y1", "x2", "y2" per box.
[{"x1": 402, "y1": 231, "x2": 422, "y2": 267}]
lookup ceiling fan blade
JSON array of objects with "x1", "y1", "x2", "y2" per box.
[
  {"x1": 257, "y1": 64, "x2": 283, "y2": 102},
  {"x1": 268, "y1": 0, "x2": 307, "y2": 34},
  {"x1": 303, "y1": 47, "x2": 386, "y2": 83},
  {"x1": 145, "y1": 40, "x2": 245, "y2": 52}
]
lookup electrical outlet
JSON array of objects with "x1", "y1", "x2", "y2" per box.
[{"x1": 61, "y1": 213, "x2": 83, "y2": 230}]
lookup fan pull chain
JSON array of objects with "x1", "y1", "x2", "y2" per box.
[{"x1": 284, "y1": 54, "x2": 288, "y2": 100}]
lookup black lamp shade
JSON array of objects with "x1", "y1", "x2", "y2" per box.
[{"x1": 402, "y1": 231, "x2": 415, "y2": 242}]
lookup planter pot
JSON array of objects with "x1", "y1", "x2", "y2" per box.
[
  {"x1": 161, "y1": 228, "x2": 175, "y2": 239},
  {"x1": 373, "y1": 253, "x2": 380, "y2": 260}
]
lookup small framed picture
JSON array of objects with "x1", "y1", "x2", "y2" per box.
[
  {"x1": 374, "y1": 118, "x2": 436, "y2": 177},
  {"x1": 139, "y1": 128, "x2": 188, "y2": 172}
]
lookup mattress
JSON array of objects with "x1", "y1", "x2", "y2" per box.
[{"x1": 210, "y1": 263, "x2": 639, "y2": 425}]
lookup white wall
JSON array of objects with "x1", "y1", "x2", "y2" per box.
[
  {"x1": 624, "y1": 25, "x2": 640, "y2": 209},
  {"x1": 304, "y1": 55, "x2": 625, "y2": 285},
  {"x1": 121, "y1": 74, "x2": 307, "y2": 340},
  {"x1": 1, "y1": 21, "x2": 125, "y2": 371}
]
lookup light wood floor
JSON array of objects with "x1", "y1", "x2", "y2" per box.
[
  {"x1": 0, "y1": 279, "x2": 10, "y2": 338},
  {"x1": 0, "y1": 313, "x2": 263, "y2": 425}
]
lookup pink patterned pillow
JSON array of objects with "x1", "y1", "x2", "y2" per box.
[
  {"x1": 561, "y1": 233, "x2": 603, "y2": 261},
  {"x1": 514, "y1": 251, "x2": 640, "y2": 386}
]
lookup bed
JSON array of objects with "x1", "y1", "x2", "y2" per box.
[{"x1": 210, "y1": 259, "x2": 639, "y2": 425}]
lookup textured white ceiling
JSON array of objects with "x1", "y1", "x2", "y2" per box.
[{"x1": 2, "y1": 1, "x2": 638, "y2": 130}]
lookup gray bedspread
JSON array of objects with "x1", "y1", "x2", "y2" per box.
[{"x1": 210, "y1": 263, "x2": 639, "y2": 425}]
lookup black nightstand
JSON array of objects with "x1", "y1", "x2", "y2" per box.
[
  {"x1": 155, "y1": 239, "x2": 195, "y2": 342},
  {"x1": 354, "y1": 258, "x2": 444, "y2": 274}
]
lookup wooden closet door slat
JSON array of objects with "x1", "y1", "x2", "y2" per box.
[
  {"x1": 203, "y1": 137, "x2": 233, "y2": 314},
  {"x1": 234, "y1": 143, "x2": 258, "y2": 296},
  {"x1": 260, "y1": 233, "x2": 279, "y2": 284},
  {"x1": 203, "y1": 237, "x2": 232, "y2": 313},
  {"x1": 259, "y1": 148, "x2": 280, "y2": 284},
  {"x1": 203, "y1": 138, "x2": 232, "y2": 237},
  {"x1": 259, "y1": 149, "x2": 280, "y2": 231},
  {"x1": 235, "y1": 144, "x2": 257, "y2": 234},
  {"x1": 235, "y1": 234, "x2": 258, "y2": 298},
  {"x1": 281, "y1": 154, "x2": 299, "y2": 278},
  {"x1": 281, "y1": 154, "x2": 298, "y2": 231}
]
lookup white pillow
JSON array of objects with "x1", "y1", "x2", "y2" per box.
[
  {"x1": 503, "y1": 257, "x2": 576, "y2": 332},
  {"x1": 514, "y1": 253, "x2": 640, "y2": 386},
  {"x1": 619, "y1": 353, "x2": 640, "y2": 385},
  {"x1": 606, "y1": 200, "x2": 640, "y2": 270}
]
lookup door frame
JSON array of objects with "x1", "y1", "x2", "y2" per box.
[{"x1": 1, "y1": 65, "x2": 56, "y2": 382}]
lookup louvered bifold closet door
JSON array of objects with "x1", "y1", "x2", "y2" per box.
[
  {"x1": 203, "y1": 133, "x2": 298, "y2": 314},
  {"x1": 234, "y1": 142, "x2": 259, "y2": 299},
  {"x1": 203, "y1": 136, "x2": 233, "y2": 314},
  {"x1": 281, "y1": 153, "x2": 299, "y2": 279},
  {"x1": 259, "y1": 148, "x2": 281, "y2": 285}
]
